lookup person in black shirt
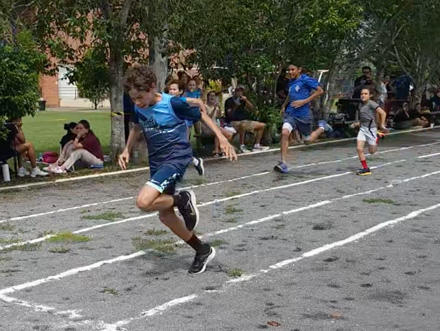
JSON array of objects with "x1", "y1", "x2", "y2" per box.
[
  {"x1": 353, "y1": 66, "x2": 379, "y2": 100},
  {"x1": 224, "y1": 85, "x2": 268, "y2": 153},
  {"x1": 60, "y1": 122, "x2": 77, "y2": 148}
]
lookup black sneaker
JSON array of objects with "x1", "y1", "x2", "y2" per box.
[
  {"x1": 193, "y1": 157, "x2": 204, "y2": 176},
  {"x1": 189, "y1": 245, "x2": 216, "y2": 274},
  {"x1": 177, "y1": 190, "x2": 199, "y2": 231},
  {"x1": 356, "y1": 168, "x2": 371, "y2": 176}
]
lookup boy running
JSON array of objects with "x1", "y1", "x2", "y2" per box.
[
  {"x1": 275, "y1": 64, "x2": 333, "y2": 173},
  {"x1": 120, "y1": 65, "x2": 236, "y2": 274},
  {"x1": 351, "y1": 88, "x2": 387, "y2": 175}
]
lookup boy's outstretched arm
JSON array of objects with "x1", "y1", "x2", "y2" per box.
[
  {"x1": 119, "y1": 124, "x2": 142, "y2": 170},
  {"x1": 200, "y1": 112, "x2": 237, "y2": 161},
  {"x1": 376, "y1": 107, "x2": 388, "y2": 131}
]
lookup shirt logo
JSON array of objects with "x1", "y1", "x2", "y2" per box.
[{"x1": 295, "y1": 85, "x2": 300, "y2": 92}]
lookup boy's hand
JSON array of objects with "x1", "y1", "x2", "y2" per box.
[
  {"x1": 219, "y1": 136, "x2": 237, "y2": 161},
  {"x1": 118, "y1": 149, "x2": 130, "y2": 170},
  {"x1": 350, "y1": 122, "x2": 360, "y2": 129}
]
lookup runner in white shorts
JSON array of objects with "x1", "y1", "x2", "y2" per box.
[{"x1": 351, "y1": 88, "x2": 388, "y2": 176}]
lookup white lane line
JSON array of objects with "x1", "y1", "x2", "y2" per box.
[
  {"x1": 0, "y1": 251, "x2": 145, "y2": 295},
  {"x1": 0, "y1": 294, "x2": 117, "y2": 331},
  {"x1": 108, "y1": 201, "x2": 440, "y2": 328},
  {"x1": 0, "y1": 157, "x2": 423, "y2": 251},
  {"x1": 0, "y1": 171, "x2": 270, "y2": 224},
  {"x1": 1, "y1": 167, "x2": 439, "y2": 298},
  {"x1": 0, "y1": 126, "x2": 437, "y2": 193},
  {"x1": 418, "y1": 152, "x2": 440, "y2": 159},
  {"x1": 2, "y1": 140, "x2": 438, "y2": 224},
  {"x1": 0, "y1": 171, "x2": 351, "y2": 251}
]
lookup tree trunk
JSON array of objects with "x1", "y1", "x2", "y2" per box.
[
  {"x1": 108, "y1": 48, "x2": 125, "y2": 162},
  {"x1": 150, "y1": 28, "x2": 168, "y2": 92}
]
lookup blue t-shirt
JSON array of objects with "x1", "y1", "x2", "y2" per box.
[
  {"x1": 133, "y1": 93, "x2": 201, "y2": 169},
  {"x1": 185, "y1": 89, "x2": 202, "y2": 99},
  {"x1": 286, "y1": 74, "x2": 320, "y2": 119}
]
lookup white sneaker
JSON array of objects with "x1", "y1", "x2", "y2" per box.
[
  {"x1": 43, "y1": 164, "x2": 57, "y2": 172},
  {"x1": 18, "y1": 167, "x2": 30, "y2": 177},
  {"x1": 49, "y1": 166, "x2": 66, "y2": 174},
  {"x1": 239, "y1": 145, "x2": 251, "y2": 153},
  {"x1": 253, "y1": 144, "x2": 270, "y2": 151},
  {"x1": 31, "y1": 167, "x2": 49, "y2": 178}
]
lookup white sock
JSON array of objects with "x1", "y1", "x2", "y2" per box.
[
  {"x1": 254, "y1": 143, "x2": 260, "y2": 148},
  {"x1": 192, "y1": 157, "x2": 199, "y2": 166}
]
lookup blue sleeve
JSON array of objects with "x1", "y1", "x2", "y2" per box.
[
  {"x1": 179, "y1": 96, "x2": 187, "y2": 103},
  {"x1": 170, "y1": 97, "x2": 201, "y2": 122},
  {"x1": 305, "y1": 76, "x2": 320, "y2": 90}
]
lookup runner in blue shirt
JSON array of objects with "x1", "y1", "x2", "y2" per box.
[
  {"x1": 274, "y1": 63, "x2": 333, "y2": 173},
  {"x1": 120, "y1": 65, "x2": 237, "y2": 274}
]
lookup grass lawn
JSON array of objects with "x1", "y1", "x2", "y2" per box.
[{"x1": 22, "y1": 110, "x2": 111, "y2": 156}]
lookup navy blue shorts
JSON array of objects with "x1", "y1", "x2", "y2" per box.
[
  {"x1": 147, "y1": 161, "x2": 190, "y2": 195},
  {"x1": 282, "y1": 114, "x2": 312, "y2": 140}
]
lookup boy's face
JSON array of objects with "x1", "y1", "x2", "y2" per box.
[
  {"x1": 129, "y1": 88, "x2": 156, "y2": 108},
  {"x1": 188, "y1": 80, "x2": 197, "y2": 91},
  {"x1": 288, "y1": 65, "x2": 301, "y2": 79},
  {"x1": 360, "y1": 89, "x2": 371, "y2": 102},
  {"x1": 168, "y1": 83, "x2": 181, "y2": 97}
]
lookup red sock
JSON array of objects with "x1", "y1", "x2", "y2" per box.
[
  {"x1": 361, "y1": 160, "x2": 368, "y2": 169},
  {"x1": 376, "y1": 136, "x2": 380, "y2": 144}
]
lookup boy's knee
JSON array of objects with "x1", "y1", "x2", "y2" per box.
[
  {"x1": 136, "y1": 196, "x2": 154, "y2": 212},
  {"x1": 281, "y1": 129, "x2": 290, "y2": 138}
]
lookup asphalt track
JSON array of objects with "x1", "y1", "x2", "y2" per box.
[{"x1": 0, "y1": 129, "x2": 439, "y2": 331}]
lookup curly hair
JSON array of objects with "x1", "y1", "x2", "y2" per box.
[{"x1": 123, "y1": 65, "x2": 157, "y2": 93}]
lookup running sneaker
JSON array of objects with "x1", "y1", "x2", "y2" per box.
[
  {"x1": 193, "y1": 156, "x2": 204, "y2": 176},
  {"x1": 253, "y1": 144, "x2": 270, "y2": 151},
  {"x1": 239, "y1": 145, "x2": 251, "y2": 153},
  {"x1": 274, "y1": 161, "x2": 289, "y2": 174},
  {"x1": 18, "y1": 167, "x2": 30, "y2": 177},
  {"x1": 188, "y1": 244, "x2": 216, "y2": 274},
  {"x1": 356, "y1": 168, "x2": 371, "y2": 176},
  {"x1": 176, "y1": 190, "x2": 199, "y2": 231},
  {"x1": 318, "y1": 120, "x2": 333, "y2": 133},
  {"x1": 31, "y1": 167, "x2": 49, "y2": 178}
]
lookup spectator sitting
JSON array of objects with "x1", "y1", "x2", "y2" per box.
[
  {"x1": 48, "y1": 120, "x2": 103, "y2": 174},
  {"x1": 60, "y1": 122, "x2": 77, "y2": 149},
  {"x1": 224, "y1": 85, "x2": 268, "y2": 153},
  {"x1": 392, "y1": 102, "x2": 427, "y2": 130},
  {"x1": 430, "y1": 89, "x2": 440, "y2": 112},
  {"x1": 201, "y1": 91, "x2": 234, "y2": 157},
  {"x1": 46, "y1": 123, "x2": 80, "y2": 168},
  {"x1": 7, "y1": 117, "x2": 48, "y2": 177}
]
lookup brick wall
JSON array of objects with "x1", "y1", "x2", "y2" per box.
[{"x1": 40, "y1": 74, "x2": 60, "y2": 107}]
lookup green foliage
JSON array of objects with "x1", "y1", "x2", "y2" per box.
[
  {"x1": 66, "y1": 48, "x2": 109, "y2": 109},
  {"x1": 0, "y1": 31, "x2": 47, "y2": 121},
  {"x1": 47, "y1": 232, "x2": 91, "y2": 243}
]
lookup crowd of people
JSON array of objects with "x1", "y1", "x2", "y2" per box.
[{"x1": 3, "y1": 63, "x2": 439, "y2": 184}]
